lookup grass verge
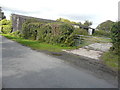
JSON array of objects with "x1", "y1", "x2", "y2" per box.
[
  {"x1": 1, "y1": 34, "x2": 76, "y2": 52},
  {"x1": 100, "y1": 51, "x2": 119, "y2": 71},
  {"x1": 1, "y1": 33, "x2": 118, "y2": 71}
]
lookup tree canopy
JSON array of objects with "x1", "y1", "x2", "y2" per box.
[
  {"x1": 83, "y1": 20, "x2": 92, "y2": 27},
  {"x1": 56, "y1": 18, "x2": 77, "y2": 24},
  {"x1": 56, "y1": 18, "x2": 81, "y2": 25}
]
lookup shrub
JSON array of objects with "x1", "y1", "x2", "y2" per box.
[
  {"x1": 0, "y1": 19, "x2": 12, "y2": 34},
  {"x1": 37, "y1": 23, "x2": 78, "y2": 46},
  {"x1": 64, "y1": 33, "x2": 76, "y2": 46},
  {"x1": 37, "y1": 23, "x2": 71, "y2": 44},
  {"x1": 1, "y1": 25, "x2": 12, "y2": 34},
  {"x1": 11, "y1": 30, "x2": 22, "y2": 37},
  {"x1": 59, "y1": 23, "x2": 74, "y2": 35},
  {"x1": 22, "y1": 20, "x2": 44, "y2": 40},
  {"x1": 37, "y1": 24, "x2": 52, "y2": 41},
  {"x1": 73, "y1": 28, "x2": 88, "y2": 35},
  {"x1": 0, "y1": 19, "x2": 10, "y2": 25},
  {"x1": 110, "y1": 22, "x2": 120, "y2": 54}
]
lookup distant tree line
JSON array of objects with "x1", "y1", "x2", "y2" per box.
[{"x1": 56, "y1": 18, "x2": 92, "y2": 27}]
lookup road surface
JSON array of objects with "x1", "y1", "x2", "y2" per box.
[{"x1": 2, "y1": 36, "x2": 116, "y2": 88}]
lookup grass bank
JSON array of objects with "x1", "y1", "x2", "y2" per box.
[
  {"x1": 100, "y1": 51, "x2": 119, "y2": 71},
  {"x1": 1, "y1": 34, "x2": 76, "y2": 52}
]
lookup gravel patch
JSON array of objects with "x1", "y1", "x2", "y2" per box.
[
  {"x1": 84, "y1": 43, "x2": 112, "y2": 52},
  {"x1": 63, "y1": 48, "x2": 102, "y2": 60},
  {"x1": 63, "y1": 43, "x2": 112, "y2": 60}
]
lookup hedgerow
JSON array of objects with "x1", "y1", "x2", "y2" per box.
[{"x1": 21, "y1": 19, "x2": 85, "y2": 47}]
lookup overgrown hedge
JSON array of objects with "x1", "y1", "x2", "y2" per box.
[
  {"x1": 110, "y1": 21, "x2": 120, "y2": 54},
  {"x1": 21, "y1": 19, "x2": 86, "y2": 47}
]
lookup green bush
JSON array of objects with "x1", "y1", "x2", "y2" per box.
[
  {"x1": 37, "y1": 24, "x2": 52, "y2": 41},
  {"x1": 73, "y1": 28, "x2": 88, "y2": 35},
  {"x1": 36, "y1": 23, "x2": 78, "y2": 46},
  {"x1": 59, "y1": 23, "x2": 74, "y2": 35},
  {"x1": 11, "y1": 30, "x2": 22, "y2": 37},
  {"x1": 64, "y1": 33, "x2": 76, "y2": 46},
  {"x1": 0, "y1": 19, "x2": 10, "y2": 25},
  {"x1": 93, "y1": 30, "x2": 110, "y2": 37},
  {"x1": 110, "y1": 22, "x2": 120, "y2": 54},
  {"x1": 22, "y1": 21, "x2": 44, "y2": 40},
  {"x1": 1, "y1": 25, "x2": 12, "y2": 34},
  {"x1": 0, "y1": 19, "x2": 12, "y2": 34},
  {"x1": 22, "y1": 20, "x2": 84, "y2": 47}
]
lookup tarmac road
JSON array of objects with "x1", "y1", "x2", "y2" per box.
[{"x1": 2, "y1": 36, "x2": 117, "y2": 88}]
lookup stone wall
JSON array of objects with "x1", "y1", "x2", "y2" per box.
[
  {"x1": 11, "y1": 14, "x2": 56, "y2": 32},
  {"x1": 11, "y1": 14, "x2": 95, "y2": 35}
]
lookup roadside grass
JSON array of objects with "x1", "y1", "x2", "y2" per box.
[
  {"x1": 1, "y1": 33, "x2": 118, "y2": 70},
  {"x1": 1, "y1": 34, "x2": 76, "y2": 52},
  {"x1": 100, "y1": 51, "x2": 119, "y2": 71}
]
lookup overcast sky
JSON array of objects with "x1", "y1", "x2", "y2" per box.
[{"x1": 0, "y1": 0, "x2": 119, "y2": 28}]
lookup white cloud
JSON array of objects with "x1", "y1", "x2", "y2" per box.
[{"x1": 0, "y1": 0, "x2": 119, "y2": 28}]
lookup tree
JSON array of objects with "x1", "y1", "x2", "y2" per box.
[
  {"x1": 96, "y1": 20, "x2": 114, "y2": 31},
  {"x1": 0, "y1": 7, "x2": 6, "y2": 20},
  {"x1": 56, "y1": 18, "x2": 77, "y2": 24},
  {"x1": 56, "y1": 18, "x2": 71, "y2": 23},
  {"x1": 0, "y1": 19, "x2": 10, "y2": 25},
  {"x1": 78, "y1": 22, "x2": 82, "y2": 25},
  {"x1": 83, "y1": 20, "x2": 92, "y2": 27}
]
